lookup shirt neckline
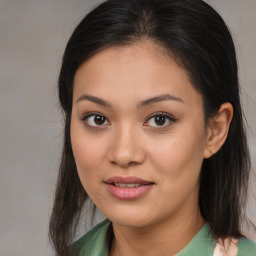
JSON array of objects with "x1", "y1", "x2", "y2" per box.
[{"x1": 106, "y1": 222, "x2": 215, "y2": 255}]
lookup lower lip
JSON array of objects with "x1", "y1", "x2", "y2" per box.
[{"x1": 105, "y1": 183, "x2": 153, "y2": 200}]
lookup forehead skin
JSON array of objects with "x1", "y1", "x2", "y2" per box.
[{"x1": 73, "y1": 40, "x2": 203, "y2": 113}]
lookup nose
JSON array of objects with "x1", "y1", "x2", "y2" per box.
[{"x1": 107, "y1": 125, "x2": 146, "y2": 168}]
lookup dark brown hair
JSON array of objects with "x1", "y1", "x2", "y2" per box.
[{"x1": 49, "y1": 0, "x2": 251, "y2": 255}]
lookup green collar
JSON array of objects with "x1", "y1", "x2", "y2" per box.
[
  {"x1": 177, "y1": 223, "x2": 215, "y2": 255},
  {"x1": 71, "y1": 220, "x2": 216, "y2": 256}
]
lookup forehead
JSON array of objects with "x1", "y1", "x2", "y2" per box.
[{"x1": 73, "y1": 41, "x2": 202, "y2": 107}]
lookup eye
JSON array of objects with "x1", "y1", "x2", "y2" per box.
[
  {"x1": 81, "y1": 112, "x2": 110, "y2": 127},
  {"x1": 144, "y1": 112, "x2": 176, "y2": 128}
]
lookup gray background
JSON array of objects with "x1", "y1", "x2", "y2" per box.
[{"x1": 0, "y1": 0, "x2": 255, "y2": 255}]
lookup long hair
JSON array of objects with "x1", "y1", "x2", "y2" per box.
[{"x1": 49, "y1": 0, "x2": 251, "y2": 255}]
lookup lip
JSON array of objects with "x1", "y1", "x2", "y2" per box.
[
  {"x1": 105, "y1": 176, "x2": 154, "y2": 185},
  {"x1": 104, "y1": 176, "x2": 154, "y2": 200}
]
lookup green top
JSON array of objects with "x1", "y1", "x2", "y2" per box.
[{"x1": 71, "y1": 219, "x2": 256, "y2": 256}]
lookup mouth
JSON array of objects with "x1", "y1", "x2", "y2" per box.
[
  {"x1": 112, "y1": 183, "x2": 142, "y2": 188},
  {"x1": 104, "y1": 176, "x2": 154, "y2": 200}
]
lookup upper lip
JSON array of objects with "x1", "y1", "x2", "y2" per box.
[{"x1": 105, "y1": 176, "x2": 154, "y2": 185}]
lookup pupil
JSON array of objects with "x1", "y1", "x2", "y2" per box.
[
  {"x1": 94, "y1": 115, "x2": 105, "y2": 125},
  {"x1": 155, "y1": 116, "x2": 166, "y2": 126}
]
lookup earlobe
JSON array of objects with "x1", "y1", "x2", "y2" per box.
[{"x1": 203, "y1": 103, "x2": 233, "y2": 159}]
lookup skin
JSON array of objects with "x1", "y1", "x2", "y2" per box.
[{"x1": 70, "y1": 41, "x2": 233, "y2": 256}]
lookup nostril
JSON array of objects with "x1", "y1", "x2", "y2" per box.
[{"x1": 107, "y1": 139, "x2": 146, "y2": 167}]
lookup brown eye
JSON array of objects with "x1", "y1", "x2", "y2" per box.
[
  {"x1": 94, "y1": 115, "x2": 106, "y2": 125},
  {"x1": 144, "y1": 112, "x2": 176, "y2": 128},
  {"x1": 82, "y1": 113, "x2": 110, "y2": 127},
  {"x1": 154, "y1": 115, "x2": 166, "y2": 126}
]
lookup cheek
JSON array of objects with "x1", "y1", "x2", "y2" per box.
[
  {"x1": 145, "y1": 133, "x2": 204, "y2": 215},
  {"x1": 70, "y1": 119, "x2": 106, "y2": 187},
  {"x1": 72, "y1": 138, "x2": 103, "y2": 170},
  {"x1": 71, "y1": 131, "x2": 109, "y2": 205},
  {"x1": 146, "y1": 123, "x2": 206, "y2": 189}
]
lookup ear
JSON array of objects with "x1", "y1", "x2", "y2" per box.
[{"x1": 203, "y1": 103, "x2": 233, "y2": 158}]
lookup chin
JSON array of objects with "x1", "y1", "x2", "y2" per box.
[
  {"x1": 102, "y1": 206, "x2": 159, "y2": 228},
  {"x1": 111, "y1": 216, "x2": 152, "y2": 228}
]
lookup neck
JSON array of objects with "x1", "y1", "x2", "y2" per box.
[{"x1": 109, "y1": 206, "x2": 205, "y2": 256}]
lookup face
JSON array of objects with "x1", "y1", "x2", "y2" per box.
[{"x1": 71, "y1": 41, "x2": 209, "y2": 228}]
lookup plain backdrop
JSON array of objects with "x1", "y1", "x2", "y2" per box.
[{"x1": 0, "y1": 0, "x2": 255, "y2": 255}]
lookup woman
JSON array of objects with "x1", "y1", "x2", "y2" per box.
[{"x1": 49, "y1": 0, "x2": 256, "y2": 255}]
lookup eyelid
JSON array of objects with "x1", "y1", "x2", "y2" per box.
[
  {"x1": 147, "y1": 111, "x2": 176, "y2": 121},
  {"x1": 81, "y1": 111, "x2": 110, "y2": 127},
  {"x1": 80, "y1": 111, "x2": 176, "y2": 128},
  {"x1": 81, "y1": 111, "x2": 105, "y2": 119},
  {"x1": 144, "y1": 111, "x2": 176, "y2": 127},
  {"x1": 145, "y1": 111, "x2": 176, "y2": 120}
]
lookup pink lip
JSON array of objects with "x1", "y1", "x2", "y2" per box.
[{"x1": 104, "y1": 176, "x2": 154, "y2": 200}]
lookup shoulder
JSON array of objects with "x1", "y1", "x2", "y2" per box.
[
  {"x1": 237, "y1": 236, "x2": 256, "y2": 256},
  {"x1": 69, "y1": 219, "x2": 111, "y2": 256}
]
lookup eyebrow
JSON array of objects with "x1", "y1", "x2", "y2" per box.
[
  {"x1": 76, "y1": 94, "x2": 112, "y2": 107},
  {"x1": 138, "y1": 94, "x2": 184, "y2": 108},
  {"x1": 76, "y1": 93, "x2": 184, "y2": 108}
]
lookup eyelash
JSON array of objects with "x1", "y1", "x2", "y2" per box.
[
  {"x1": 144, "y1": 112, "x2": 176, "y2": 128},
  {"x1": 81, "y1": 111, "x2": 110, "y2": 127},
  {"x1": 81, "y1": 111, "x2": 176, "y2": 128}
]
